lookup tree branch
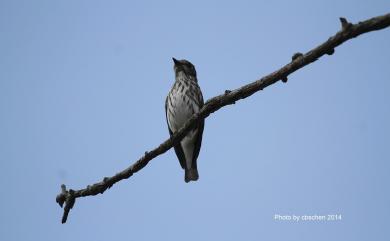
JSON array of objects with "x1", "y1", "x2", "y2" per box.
[{"x1": 56, "y1": 13, "x2": 390, "y2": 223}]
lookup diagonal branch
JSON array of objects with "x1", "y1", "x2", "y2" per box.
[{"x1": 56, "y1": 13, "x2": 390, "y2": 223}]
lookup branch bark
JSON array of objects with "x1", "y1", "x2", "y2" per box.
[{"x1": 56, "y1": 13, "x2": 390, "y2": 223}]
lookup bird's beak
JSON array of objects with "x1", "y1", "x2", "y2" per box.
[{"x1": 172, "y1": 57, "x2": 179, "y2": 65}]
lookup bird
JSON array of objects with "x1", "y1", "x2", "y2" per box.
[{"x1": 165, "y1": 58, "x2": 204, "y2": 183}]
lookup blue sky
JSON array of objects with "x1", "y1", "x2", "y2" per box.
[{"x1": 0, "y1": 1, "x2": 389, "y2": 240}]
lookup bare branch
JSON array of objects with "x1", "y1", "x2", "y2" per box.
[{"x1": 56, "y1": 13, "x2": 390, "y2": 223}]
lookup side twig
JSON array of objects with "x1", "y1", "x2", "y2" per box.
[{"x1": 56, "y1": 13, "x2": 390, "y2": 223}]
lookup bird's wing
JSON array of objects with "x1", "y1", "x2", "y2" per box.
[
  {"x1": 191, "y1": 119, "x2": 204, "y2": 170},
  {"x1": 165, "y1": 95, "x2": 187, "y2": 169},
  {"x1": 191, "y1": 92, "x2": 205, "y2": 169}
]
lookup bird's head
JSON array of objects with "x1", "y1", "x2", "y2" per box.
[{"x1": 172, "y1": 58, "x2": 197, "y2": 78}]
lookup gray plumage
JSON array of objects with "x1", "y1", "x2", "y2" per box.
[{"x1": 165, "y1": 58, "x2": 204, "y2": 183}]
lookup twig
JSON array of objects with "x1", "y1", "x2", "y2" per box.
[{"x1": 56, "y1": 13, "x2": 390, "y2": 223}]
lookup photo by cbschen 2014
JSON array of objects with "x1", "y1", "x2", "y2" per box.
[{"x1": 274, "y1": 214, "x2": 342, "y2": 222}]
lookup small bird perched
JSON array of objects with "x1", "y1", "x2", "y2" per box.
[{"x1": 165, "y1": 58, "x2": 204, "y2": 183}]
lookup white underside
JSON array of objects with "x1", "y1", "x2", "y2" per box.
[{"x1": 168, "y1": 89, "x2": 199, "y2": 169}]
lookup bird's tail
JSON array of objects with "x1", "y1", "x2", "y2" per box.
[{"x1": 185, "y1": 168, "x2": 199, "y2": 183}]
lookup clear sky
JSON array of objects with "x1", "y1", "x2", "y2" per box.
[{"x1": 0, "y1": 1, "x2": 389, "y2": 240}]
